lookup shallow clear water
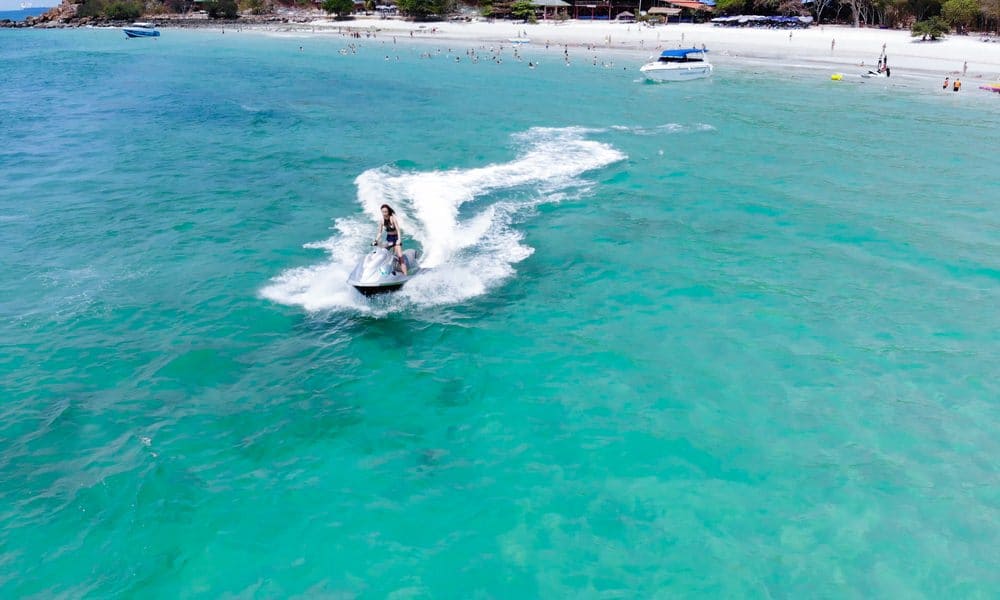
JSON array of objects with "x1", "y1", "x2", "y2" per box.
[{"x1": 2, "y1": 28, "x2": 999, "y2": 597}]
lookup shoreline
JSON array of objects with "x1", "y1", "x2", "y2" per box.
[
  {"x1": 180, "y1": 17, "x2": 1000, "y2": 81},
  {"x1": 8, "y1": 12, "x2": 1000, "y2": 84}
]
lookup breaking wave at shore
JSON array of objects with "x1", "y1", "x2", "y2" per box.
[{"x1": 261, "y1": 126, "x2": 625, "y2": 313}]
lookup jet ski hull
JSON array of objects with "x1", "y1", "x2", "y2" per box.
[
  {"x1": 347, "y1": 247, "x2": 419, "y2": 296},
  {"x1": 352, "y1": 282, "x2": 406, "y2": 296}
]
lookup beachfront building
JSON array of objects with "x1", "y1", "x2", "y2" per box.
[
  {"x1": 646, "y1": 6, "x2": 681, "y2": 21},
  {"x1": 566, "y1": 0, "x2": 711, "y2": 21},
  {"x1": 648, "y1": 0, "x2": 713, "y2": 21},
  {"x1": 570, "y1": 0, "x2": 612, "y2": 19},
  {"x1": 531, "y1": 0, "x2": 571, "y2": 20}
]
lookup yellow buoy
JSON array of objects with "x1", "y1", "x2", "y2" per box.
[{"x1": 831, "y1": 73, "x2": 843, "y2": 81}]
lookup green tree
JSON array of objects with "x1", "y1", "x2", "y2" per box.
[
  {"x1": 714, "y1": 0, "x2": 748, "y2": 13},
  {"x1": 396, "y1": 0, "x2": 445, "y2": 18},
  {"x1": 911, "y1": 15, "x2": 950, "y2": 37},
  {"x1": 941, "y1": 0, "x2": 979, "y2": 27},
  {"x1": 205, "y1": 0, "x2": 239, "y2": 17},
  {"x1": 510, "y1": 0, "x2": 533, "y2": 20},
  {"x1": 986, "y1": 0, "x2": 1000, "y2": 33},
  {"x1": 806, "y1": 0, "x2": 836, "y2": 22},
  {"x1": 239, "y1": 0, "x2": 272, "y2": 14},
  {"x1": 76, "y1": 0, "x2": 105, "y2": 18},
  {"x1": 104, "y1": 0, "x2": 142, "y2": 18},
  {"x1": 322, "y1": 0, "x2": 355, "y2": 16},
  {"x1": 906, "y1": 0, "x2": 942, "y2": 20}
]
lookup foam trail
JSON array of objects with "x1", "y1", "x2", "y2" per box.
[{"x1": 261, "y1": 127, "x2": 625, "y2": 314}]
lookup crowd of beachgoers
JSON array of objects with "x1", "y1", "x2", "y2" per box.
[
  {"x1": 252, "y1": 15, "x2": 1000, "y2": 84},
  {"x1": 6, "y1": 5, "x2": 1000, "y2": 88}
]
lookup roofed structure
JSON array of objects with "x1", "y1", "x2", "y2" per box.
[
  {"x1": 647, "y1": 6, "x2": 681, "y2": 14},
  {"x1": 662, "y1": 0, "x2": 712, "y2": 10}
]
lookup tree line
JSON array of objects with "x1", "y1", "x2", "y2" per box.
[
  {"x1": 69, "y1": 0, "x2": 1000, "y2": 32},
  {"x1": 716, "y1": 0, "x2": 999, "y2": 33}
]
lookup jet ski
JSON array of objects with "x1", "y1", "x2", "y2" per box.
[{"x1": 347, "y1": 243, "x2": 420, "y2": 296}]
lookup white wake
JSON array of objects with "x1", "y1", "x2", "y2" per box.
[{"x1": 261, "y1": 126, "x2": 625, "y2": 314}]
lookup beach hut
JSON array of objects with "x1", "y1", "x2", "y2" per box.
[
  {"x1": 616, "y1": 10, "x2": 635, "y2": 21},
  {"x1": 647, "y1": 6, "x2": 680, "y2": 14},
  {"x1": 572, "y1": 0, "x2": 612, "y2": 20},
  {"x1": 655, "y1": 0, "x2": 712, "y2": 22},
  {"x1": 530, "y1": 0, "x2": 570, "y2": 19},
  {"x1": 647, "y1": 5, "x2": 681, "y2": 20}
]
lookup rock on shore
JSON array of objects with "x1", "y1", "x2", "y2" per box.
[
  {"x1": 1, "y1": 2, "x2": 305, "y2": 29},
  {"x1": 0, "y1": 1, "x2": 78, "y2": 28}
]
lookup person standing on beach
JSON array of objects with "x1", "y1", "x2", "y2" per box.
[
  {"x1": 953, "y1": 79, "x2": 961, "y2": 92},
  {"x1": 831, "y1": 38, "x2": 836, "y2": 53},
  {"x1": 943, "y1": 77, "x2": 949, "y2": 89},
  {"x1": 373, "y1": 204, "x2": 407, "y2": 275},
  {"x1": 963, "y1": 61, "x2": 968, "y2": 75}
]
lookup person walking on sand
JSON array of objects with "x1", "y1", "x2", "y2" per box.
[{"x1": 373, "y1": 204, "x2": 407, "y2": 275}]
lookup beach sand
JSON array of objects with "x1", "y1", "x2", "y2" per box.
[{"x1": 218, "y1": 14, "x2": 1000, "y2": 83}]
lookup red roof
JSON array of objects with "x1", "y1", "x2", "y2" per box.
[{"x1": 665, "y1": 0, "x2": 713, "y2": 10}]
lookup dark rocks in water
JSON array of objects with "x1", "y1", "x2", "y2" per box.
[
  {"x1": 0, "y1": 18, "x2": 36, "y2": 28},
  {"x1": 2, "y1": 2, "x2": 310, "y2": 29}
]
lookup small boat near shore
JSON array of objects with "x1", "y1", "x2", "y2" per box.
[
  {"x1": 123, "y1": 22, "x2": 159, "y2": 38},
  {"x1": 861, "y1": 69, "x2": 889, "y2": 78},
  {"x1": 640, "y1": 48, "x2": 712, "y2": 82},
  {"x1": 861, "y1": 52, "x2": 890, "y2": 79}
]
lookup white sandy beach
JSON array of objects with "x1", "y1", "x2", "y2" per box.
[{"x1": 242, "y1": 14, "x2": 1000, "y2": 82}]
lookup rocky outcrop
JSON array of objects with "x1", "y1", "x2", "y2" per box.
[
  {"x1": 0, "y1": 1, "x2": 79, "y2": 27},
  {"x1": 0, "y1": 2, "x2": 316, "y2": 28},
  {"x1": 41, "y1": 1, "x2": 80, "y2": 23}
]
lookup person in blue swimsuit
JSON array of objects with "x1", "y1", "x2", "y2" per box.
[{"x1": 373, "y1": 203, "x2": 407, "y2": 275}]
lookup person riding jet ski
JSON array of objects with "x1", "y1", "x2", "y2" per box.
[
  {"x1": 374, "y1": 203, "x2": 407, "y2": 275},
  {"x1": 346, "y1": 204, "x2": 420, "y2": 295}
]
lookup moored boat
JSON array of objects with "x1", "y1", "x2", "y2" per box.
[
  {"x1": 640, "y1": 48, "x2": 713, "y2": 82},
  {"x1": 123, "y1": 22, "x2": 159, "y2": 38}
]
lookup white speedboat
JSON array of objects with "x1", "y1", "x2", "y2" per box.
[
  {"x1": 640, "y1": 48, "x2": 712, "y2": 82},
  {"x1": 123, "y1": 22, "x2": 160, "y2": 38}
]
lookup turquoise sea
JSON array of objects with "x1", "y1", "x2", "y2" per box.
[{"x1": 2, "y1": 27, "x2": 999, "y2": 597}]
